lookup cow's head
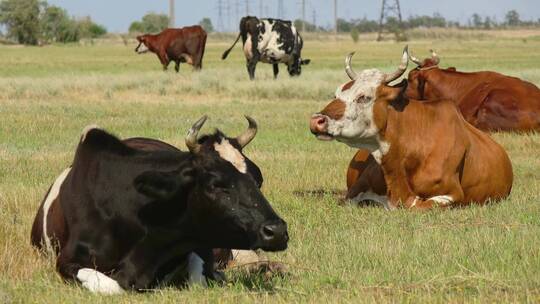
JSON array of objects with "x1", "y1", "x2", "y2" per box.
[
  {"x1": 309, "y1": 47, "x2": 409, "y2": 150},
  {"x1": 287, "y1": 35, "x2": 310, "y2": 76},
  {"x1": 134, "y1": 116, "x2": 288, "y2": 252},
  {"x1": 288, "y1": 57, "x2": 311, "y2": 77},
  {"x1": 405, "y1": 49, "x2": 442, "y2": 100},
  {"x1": 135, "y1": 35, "x2": 150, "y2": 54}
]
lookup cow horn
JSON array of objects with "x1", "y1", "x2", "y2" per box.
[
  {"x1": 236, "y1": 115, "x2": 258, "y2": 148},
  {"x1": 409, "y1": 51, "x2": 422, "y2": 66},
  {"x1": 344, "y1": 52, "x2": 357, "y2": 80},
  {"x1": 384, "y1": 45, "x2": 409, "y2": 84},
  {"x1": 430, "y1": 49, "x2": 440, "y2": 65},
  {"x1": 185, "y1": 115, "x2": 208, "y2": 154}
]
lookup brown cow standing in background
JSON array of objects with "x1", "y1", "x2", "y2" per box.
[
  {"x1": 406, "y1": 50, "x2": 540, "y2": 132},
  {"x1": 135, "y1": 26, "x2": 207, "y2": 72}
]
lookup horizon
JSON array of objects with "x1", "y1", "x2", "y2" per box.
[{"x1": 46, "y1": 0, "x2": 540, "y2": 33}]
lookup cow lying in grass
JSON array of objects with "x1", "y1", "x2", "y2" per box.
[
  {"x1": 310, "y1": 47, "x2": 513, "y2": 209},
  {"x1": 31, "y1": 116, "x2": 288, "y2": 293},
  {"x1": 406, "y1": 49, "x2": 540, "y2": 132}
]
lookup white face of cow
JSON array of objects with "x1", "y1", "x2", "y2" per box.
[
  {"x1": 310, "y1": 48, "x2": 409, "y2": 151},
  {"x1": 135, "y1": 36, "x2": 150, "y2": 54},
  {"x1": 328, "y1": 69, "x2": 386, "y2": 149}
]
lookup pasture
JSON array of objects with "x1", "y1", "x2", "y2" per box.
[{"x1": 1, "y1": 32, "x2": 540, "y2": 302}]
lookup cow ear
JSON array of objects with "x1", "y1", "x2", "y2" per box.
[
  {"x1": 301, "y1": 59, "x2": 311, "y2": 65},
  {"x1": 134, "y1": 167, "x2": 195, "y2": 199}
]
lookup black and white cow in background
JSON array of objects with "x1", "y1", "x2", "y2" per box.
[
  {"x1": 30, "y1": 116, "x2": 288, "y2": 294},
  {"x1": 222, "y1": 16, "x2": 311, "y2": 80}
]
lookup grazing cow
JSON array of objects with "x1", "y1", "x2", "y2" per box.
[
  {"x1": 310, "y1": 47, "x2": 513, "y2": 209},
  {"x1": 222, "y1": 16, "x2": 311, "y2": 80},
  {"x1": 30, "y1": 116, "x2": 288, "y2": 294},
  {"x1": 135, "y1": 26, "x2": 207, "y2": 72},
  {"x1": 406, "y1": 50, "x2": 540, "y2": 132}
]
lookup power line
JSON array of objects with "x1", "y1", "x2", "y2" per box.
[
  {"x1": 377, "y1": 0, "x2": 404, "y2": 41},
  {"x1": 217, "y1": 0, "x2": 224, "y2": 32},
  {"x1": 301, "y1": 0, "x2": 306, "y2": 32},
  {"x1": 277, "y1": 0, "x2": 285, "y2": 19},
  {"x1": 334, "y1": 0, "x2": 338, "y2": 35},
  {"x1": 169, "y1": 0, "x2": 175, "y2": 27}
]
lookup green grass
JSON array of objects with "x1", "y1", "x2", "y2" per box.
[{"x1": 1, "y1": 35, "x2": 540, "y2": 303}]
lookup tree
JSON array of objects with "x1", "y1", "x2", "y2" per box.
[
  {"x1": 293, "y1": 19, "x2": 321, "y2": 32},
  {"x1": 129, "y1": 12, "x2": 169, "y2": 33},
  {"x1": 129, "y1": 21, "x2": 144, "y2": 33},
  {"x1": 77, "y1": 16, "x2": 107, "y2": 38},
  {"x1": 198, "y1": 17, "x2": 214, "y2": 33},
  {"x1": 0, "y1": 0, "x2": 44, "y2": 45},
  {"x1": 505, "y1": 10, "x2": 520, "y2": 26},
  {"x1": 41, "y1": 5, "x2": 80, "y2": 42},
  {"x1": 350, "y1": 27, "x2": 359, "y2": 43},
  {"x1": 471, "y1": 13, "x2": 483, "y2": 28},
  {"x1": 337, "y1": 18, "x2": 353, "y2": 32}
]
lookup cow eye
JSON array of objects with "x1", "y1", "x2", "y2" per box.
[{"x1": 355, "y1": 95, "x2": 368, "y2": 103}]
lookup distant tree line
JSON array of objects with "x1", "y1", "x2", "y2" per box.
[
  {"x1": 292, "y1": 10, "x2": 539, "y2": 33},
  {"x1": 0, "y1": 0, "x2": 107, "y2": 45}
]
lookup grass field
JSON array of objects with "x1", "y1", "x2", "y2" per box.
[{"x1": 1, "y1": 33, "x2": 540, "y2": 303}]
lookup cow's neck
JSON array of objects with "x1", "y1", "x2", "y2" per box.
[{"x1": 371, "y1": 91, "x2": 412, "y2": 165}]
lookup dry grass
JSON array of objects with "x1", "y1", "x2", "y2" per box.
[{"x1": 0, "y1": 33, "x2": 540, "y2": 303}]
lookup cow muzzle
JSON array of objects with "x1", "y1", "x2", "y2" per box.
[
  {"x1": 135, "y1": 42, "x2": 149, "y2": 54},
  {"x1": 258, "y1": 220, "x2": 288, "y2": 251},
  {"x1": 310, "y1": 114, "x2": 333, "y2": 141}
]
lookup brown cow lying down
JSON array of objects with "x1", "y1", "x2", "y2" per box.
[
  {"x1": 406, "y1": 49, "x2": 540, "y2": 132},
  {"x1": 135, "y1": 26, "x2": 207, "y2": 72},
  {"x1": 310, "y1": 47, "x2": 513, "y2": 210}
]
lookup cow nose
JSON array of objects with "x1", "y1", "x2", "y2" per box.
[
  {"x1": 310, "y1": 114, "x2": 328, "y2": 134},
  {"x1": 260, "y1": 221, "x2": 288, "y2": 251}
]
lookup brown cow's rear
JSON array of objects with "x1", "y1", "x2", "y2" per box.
[
  {"x1": 407, "y1": 50, "x2": 540, "y2": 132},
  {"x1": 135, "y1": 26, "x2": 207, "y2": 72}
]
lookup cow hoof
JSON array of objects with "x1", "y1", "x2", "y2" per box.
[{"x1": 76, "y1": 268, "x2": 124, "y2": 295}]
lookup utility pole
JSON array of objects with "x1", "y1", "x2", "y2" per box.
[
  {"x1": 301, "y1": 0, "x2": 306, "y2": 32},
  {"x1": 169, "y1": 0, "x2": 175, "y2": 28},
  {"x1": 226, "y1": 0, "x2": 232, "y2": 31},
  {"x1": 217, "y1": 0, "x2": 224, "y2": 32},
  {"x1": 277, "y1": 0, "x2": 284, "y2": 19},
  {"x1": 312, "y1": 9, "x2": 316, "y2": 31},
  {"x1": 334, "y1": 0, "x2": 338, "y2": 36},
  {"x1": 377, "y1": 0, "x2": 404, "y2": 41}
]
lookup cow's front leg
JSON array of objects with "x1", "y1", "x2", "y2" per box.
[
  {"x1": 405, "y1": 195, "x2": 456, "y2": 210},
  {"x1": 406, "y1": 160, "x2": 465, "y2": 209},
  {"x1": 56, "y1": 244, "x2": 123, "y2": 295},
  {"x1": 157, "y1": 52, "x2": 170, "y2": 71},
  {"x1": 112, "y1": 233, "x2": 194, "y2": 291},
  {"x1": 273, "y1": 64, "x2": 279, "y2": 79},
  {"x1": 174, "y1": 60, "x2": 180, "y2": 73}
]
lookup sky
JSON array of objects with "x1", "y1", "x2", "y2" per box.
[{"x1": 47, "y1": 0, "x2": 540, "y2": 33}]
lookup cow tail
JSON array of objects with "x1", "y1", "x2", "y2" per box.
[{"x1": 221, "y1": 32, "x2": 241, "y2": 60}]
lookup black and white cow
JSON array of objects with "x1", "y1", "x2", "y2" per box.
[
  {"x1": 222, "y1": 16, "x2": 311, "y2": 80},
  {"x1": 30, "y1": 116, "x2": 288, "y2": 294}
]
